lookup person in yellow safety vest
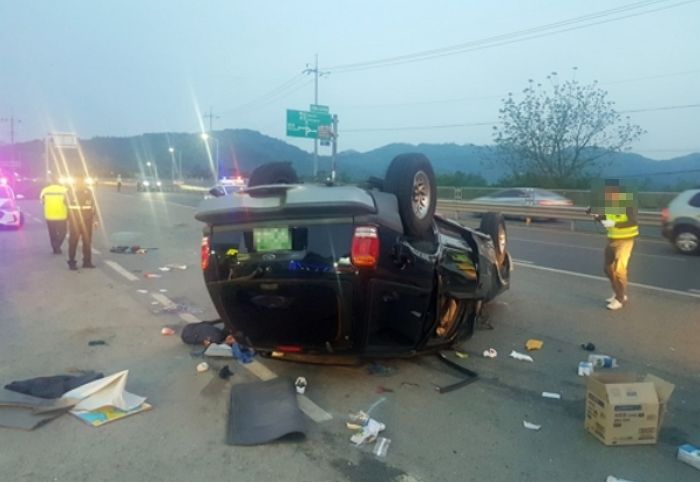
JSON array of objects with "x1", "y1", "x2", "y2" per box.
[
  {"x1": 587, "y1": 180, "x2": 639, "y2": 310},
  {"x1": 39, "y1": 177, "x2": 69, "y2": 254},
  {"x1": 66, "y1": 177, "x2": 98, "y2": 271}
]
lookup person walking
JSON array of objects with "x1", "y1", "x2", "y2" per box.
[
  {"x1": 66, "y1": 177, "x2": 98, "y2": 270},
  {"x1": 588, "y1": 181, "x2": 639, "y2": 310},
  {"x1": 39, "y1": 177, "x2": 68, "y2": 254},
  {"x1": 116, "y1": 174, "x2": 122, "y2": 192}
]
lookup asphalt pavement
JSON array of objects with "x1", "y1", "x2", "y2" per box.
[{"x1": 0, "y1": 187, "x2": 698, "y2": 482}]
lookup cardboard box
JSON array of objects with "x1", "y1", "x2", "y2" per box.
[{"x1": 585, "y1": 373, "x2": 674, "y2": 446}]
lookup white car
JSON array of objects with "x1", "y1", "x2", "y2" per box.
[{"x1": 0, "y1": 184, "x2": 24, "y2": 229}]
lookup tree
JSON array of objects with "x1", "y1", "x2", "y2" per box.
[{"x1": 493, "y1": 71, "x2": 644, "y2": 185}]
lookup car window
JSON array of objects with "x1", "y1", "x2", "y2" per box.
[
  {"x1": 688, "y1": 192, "x2": 700, "y2": 208},
  {"x1": 493, "y1": 189, "x2": 520, "y2": 198}
]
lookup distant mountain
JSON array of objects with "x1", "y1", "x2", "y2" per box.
[{"x1": 1, "y1": 129, "x2": 698, "y2": 189}]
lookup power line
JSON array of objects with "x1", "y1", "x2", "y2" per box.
[
  {"x1": 619, "y1": 103, "x2": 700, "y2": 113},
  {"x1": 217, "y1": 73, "x2": 307, "y2": 115},
  {"x1": 326, "y1": 0, "x2": 697, "y2": 73}
]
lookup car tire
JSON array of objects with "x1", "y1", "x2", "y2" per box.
[
  {"x1": 479, "y1": 212, "x2": 507, "y2": 265},
  {"x1": 673, "y1": 226, "x2": 700, "y2": 255},
  {"x1": 248, "y1": 162, "x2": 299, "y2": 187},
  {"x1": 384, "y1": 153, "x2": 437, "y2": 238}
]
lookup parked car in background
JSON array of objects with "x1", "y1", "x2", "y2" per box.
[
  {"x1": 136, "y1": 176, "x2": 163, "y2": 192},
  {"x1": 204, "y1": 176, "x2": 248, "y2": 199},
  {"x1": 0, "y1": 183, "x2": 24, "y2": 229},
  {"x1": 195, "y1": 155, "x2": 511, "y2": 361},
  {"x1": 471, "y1": 188, "x2": 574, "y2": 207},
  {"x1": 661, "y1": 188, "x2": 700, "y2": 255}
]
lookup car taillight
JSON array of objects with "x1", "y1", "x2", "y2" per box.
[
  {"x1": 661, "y1": 208, "x2": 669, "y2": 223},
  {"x1": 201, "y1": 236, "x2": 210, "y2": 270},
  {"x1": 351, "y1": 226, "x2": 380, "y2": 268}
]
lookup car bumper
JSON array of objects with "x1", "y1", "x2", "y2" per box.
[
  {"x1": 0, "y1": 209, "x2": 21, "y2": 226},
  {"x1": 661, "y1": 222, "x2": 674, "y2": 240}
]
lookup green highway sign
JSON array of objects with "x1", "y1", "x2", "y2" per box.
[
  {"x1": 310, "y1": 104, "x2": 329, "y2": 113},
  {"x1": 286, "y1": 109, "x2": 332, "y2": 139}
]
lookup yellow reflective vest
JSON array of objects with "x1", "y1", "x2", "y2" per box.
[
  {"x1": 604, "y1": 208, "x2": 639, "y2": 239},
  {"x1": 39, "y1": 184, "x2": 68, "y2": 221}
]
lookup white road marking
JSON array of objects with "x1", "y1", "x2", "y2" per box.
[
  {"x1": 514, "y1": 261, "x2": 700, "y2": 299},
  {"x1": 242, "y1": 360, "x2": 278, "y2": 381},
  {"x1": 297, "y1": 394, "x2": 334, "y2": 423},
  {"x1": 104, "y1": 260, "x2": 140, "y2": 282},
  {"x1": 178, "y1": 312, "x2": 201, "y2": 324},
  {"x1": 151, "y1": 293, "x2": 177, "y2": 308},
  {"x1": 689, "y1": 289, "x2": 700, "y2": 295},
  {"x1": 509, "y1": 236, "x2": 687, "y2": 262},
  {"x1": 514, "y1": 258, "x2": 534, "y2": 264}
]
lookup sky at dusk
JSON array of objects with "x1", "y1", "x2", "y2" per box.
[{"x1": 1, "y1": 0, "x2": 699, "y2": 159}]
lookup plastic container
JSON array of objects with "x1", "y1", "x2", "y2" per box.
[{"x1": 588, "y1": 354, "x2": 618, "y2": 368}]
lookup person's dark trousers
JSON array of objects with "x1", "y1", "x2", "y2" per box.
[
  {"x1": 67, "y1": 214, "x2": 93, "y2": 267},
  {"x1": 46, "y1": 219, "x2": 67, "y2": 254}
]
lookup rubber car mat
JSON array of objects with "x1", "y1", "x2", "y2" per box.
[{"x1": 227, "y1": 378, "x2": 306, "y2": 446}]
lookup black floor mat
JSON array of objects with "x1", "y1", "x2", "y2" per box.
[{"x1": 227, "y1": 378, "x2": 306, "y2": 446}]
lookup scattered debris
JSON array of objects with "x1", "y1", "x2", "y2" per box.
[
  {"x1": 88, "y1": 340, "x2": 107, "y2": 346},
  {"x1": 542, "y1": 391, "x2": 561, "y2": 400},
  {"x1": 677, "y1": 444, "x2": 700, "y2": 471},
  {"x1": 150, "y1": 301, "x2": 159, "y2": 305},
  {"x1": 218, "y1": 365, "x2": 234, "y2": 380},
  {"x1": 347, "y1": 411, "x2": 386, "y2": 446},
  {"x1": 367, "y1": 361, "x2": 395, "y2": 377},
  {"x1": 578, "y1": 361, "x2": 594, "y2": 377},
  {"x1": 196, "y1": 362, "x2": 209, "y2": 373},
  {"x1": 110, "y1": 245, "x2": 157, "y2": 254},
  {"x1": 523, "y1": 420, "x2": 541, "y2": 431},
  {"x1": 181, "y1": 321, "x2": 226, "y2": 346},
  {"x1": 144, "y1": 273, "x2": 162, "y2": 279},
  {"x1": 61, "y1": 370, "x2": 150, "y2": 427},
  {"x1": 606, "y1": 477, "x2": 638, "y2": 482},
  {"x1": 159, "y1": 289, "x2": 168, "y2": 293},
  {"x1": 376, "y1": 386, "x2": 394, "y2": 394},
  {"x1": 482, "y1": 348, "x2": 498, "y2": 358},
  {"x1": 157, "y1": 267, "x2": 171, "y2": 272},
  {"x1": 435, "y1": 351, "x2": 479, "y2": 394},
  {"x1": 400, "y1": 382, "x2": 419, "y2": 389},
  {"x1": 454, "y1": 350, "x2": 469, "y2": 359},
  {"x1": 160, "y1": 327, "x2": 175, "y2": 336},
  {"x1": 581, "y1": 342, "x2": 596, "y2": 351},
  {"x1": 231, "y1": 343, "x2": 255, "y2": 364},
  {"x1": 525, "y1": 339, "x2": 543, "y2": 351},
  {"x1": 166, "y1": 264, "x2": 187, "y2": 270},
  {"x1": 588, "y1": 354, "x2": 618, "y2": 368},
  {"x1": 294, "y1": 377, "x2": 307, "y2": 394},
  {"x1": 509, "y1": 350, "x2": 534, "y2": 362},
  {"x1": 204, "y1": 343, "x2": 234, "y2": 357},
  {"x1": 4, "y1": 371, "x2": 104, "y2": 399},
  {"x1": 136, "y1": 289, "x2": 149, "y2": 294},
  {"x1": 373, "y1": 437, "x2": 391, "y2": 457}
]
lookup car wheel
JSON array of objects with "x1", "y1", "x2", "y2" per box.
[
  {"x1": 384, "y1": 153, "x2": 437, "y2": 238},
  {"x1": 248, "y1": 162, "x2": 299, "y2": 187},
  {"x1": 673, "y1": 227, "x2": 700, "y2": 255},
  {"x1": 479, "y1": 212, "x2": 507, "y2": 265}
]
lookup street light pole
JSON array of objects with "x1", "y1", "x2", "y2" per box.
[{"x1": 168, "y1": 147, "x2": 176, "y2": 184}]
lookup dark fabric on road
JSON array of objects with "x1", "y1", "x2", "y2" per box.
[
  {"x1": 227, "y1": 378, "x2": 306, "y2": 446},
  {"x1": 4, "y1": 371, "x2": 104, "y2": 399},
  {"x1": 181, "y1": 322, "x2": 226, "y2": 345}
]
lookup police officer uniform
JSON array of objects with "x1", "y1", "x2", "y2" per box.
[
  {"x1": 66, "y1": 180, "x2": 97, "y2": 270},
  {"x1": 39, "y1": 182, "x2": 68, "y2": 254}
]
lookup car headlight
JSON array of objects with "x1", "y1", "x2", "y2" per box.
[
  {"x1": 156, "y1": 181, "x2": 162, "y2": 187},
  {"x1": 85, "y1": 177, "x2": 95, "y2": 185},
  {"x1": 143, "y1": 181, "x2": 150, "y2": 187}
]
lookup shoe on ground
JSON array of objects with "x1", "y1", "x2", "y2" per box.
[
  {"x1": 606, "y1": 299, "x2": 624, "y2": 310},
  {"x1": 606, "y1": 294, "x2": 628, "y2": 303},
  {"x1": 83, "y1": 262, "x2": 96, "y2": 269},
  {"x1": 53, "y1": 249, "x2": 62, "y2": 255},
  {"x1": 67, "y1": 261, "x2": 78, "y2": 271}
]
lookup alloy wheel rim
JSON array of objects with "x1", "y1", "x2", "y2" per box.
[{"x1": 412, "y1": 170, "x2": 431, "y2": 219}]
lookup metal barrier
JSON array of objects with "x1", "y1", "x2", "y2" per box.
[{"x1": 436, "y1": 200, "x2": 660, "y2": 227}]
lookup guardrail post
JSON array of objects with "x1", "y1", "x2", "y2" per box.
[{"x1": 570, "y1": 220, "x2": 575, "y2": 232}]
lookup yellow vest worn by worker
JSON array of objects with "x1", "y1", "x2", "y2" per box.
[
  {"x1": 39, "y1": 184, "x2": 68, "y2": 221},
  {"x1": 604, "y1": 207, "x2": 639, "y2": 239}
]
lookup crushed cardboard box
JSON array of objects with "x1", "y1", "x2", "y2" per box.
[{"x1": 585, "y1": 373, "x2": 674, "y2": 446}]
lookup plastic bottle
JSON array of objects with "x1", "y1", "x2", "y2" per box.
[{"x1": 588, "y1": 354, "x2": 618, "y2": 368}]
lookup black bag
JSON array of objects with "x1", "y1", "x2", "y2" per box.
[{"x1": 181, "y1": 321, "x2": 226, "y2": 345}]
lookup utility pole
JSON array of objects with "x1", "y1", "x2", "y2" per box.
[
  {"x1": 303, "y1": 54, "x2": 328, "y2": 178},
  {"x1": 331, "y1": 114, "x2": 339, "y2": 183},
  {"x1": 0, "y1": 115, "x2": 21, "y2": 163},
  {"x1": 203, "y1": 106, "x2": 219, "y2": 133}
]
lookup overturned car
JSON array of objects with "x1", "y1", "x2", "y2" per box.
[{"x1": 195, "y1": 154, "x2": 510, "y2": 359}]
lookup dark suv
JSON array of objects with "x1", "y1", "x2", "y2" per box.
[{"x1": 195, "y1": 154, "x2": 511, "y2": 359}]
